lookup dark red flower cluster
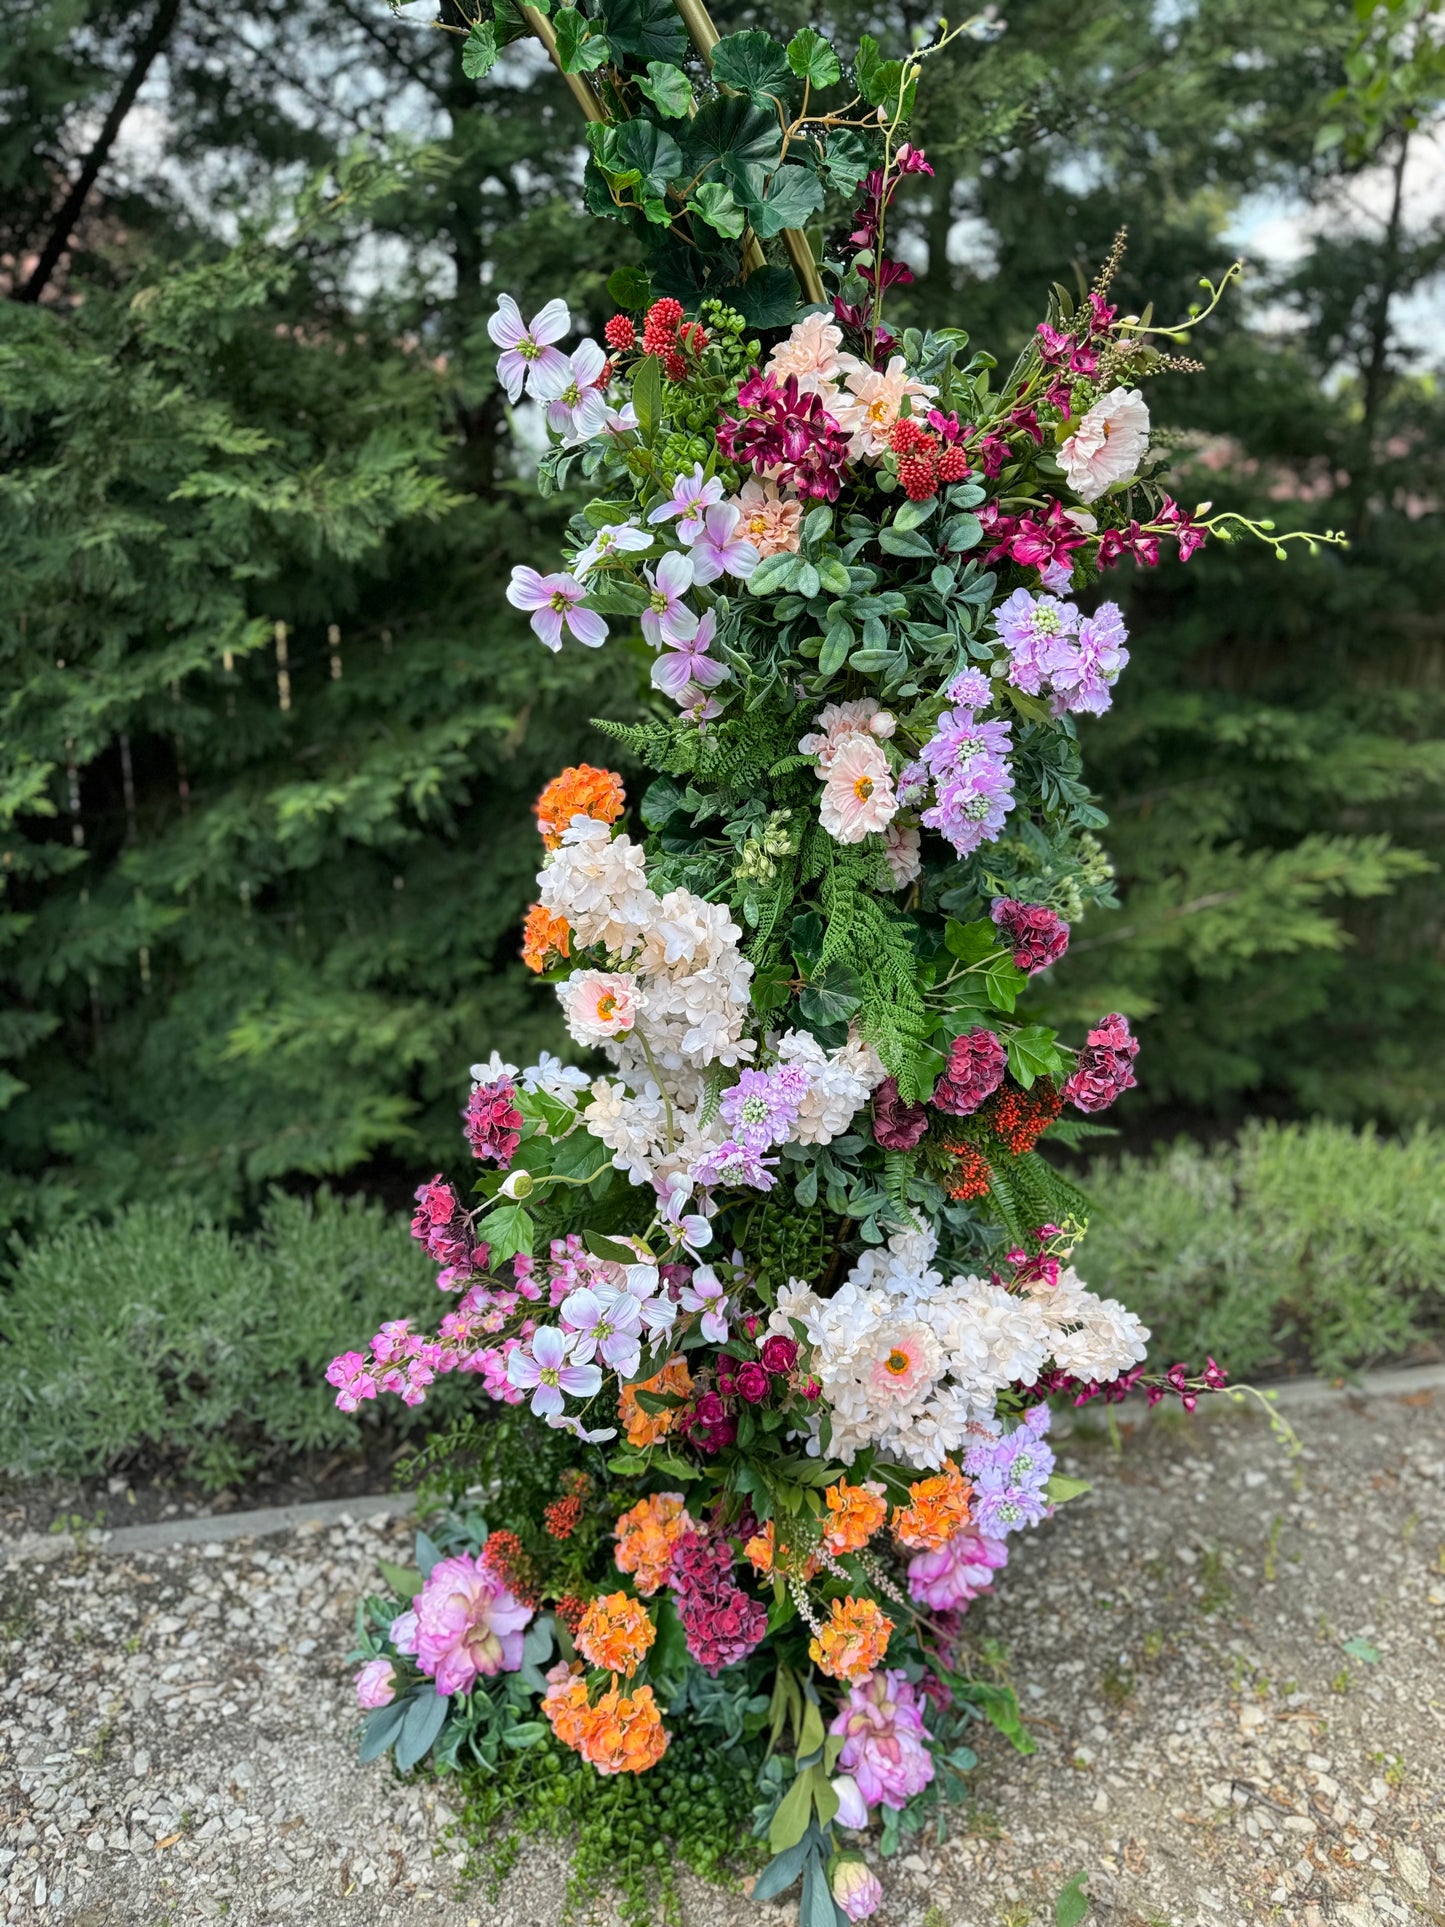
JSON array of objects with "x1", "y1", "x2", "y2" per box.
[
  {"x1": 989, "y1": 897, "x2": 1070, "y2": 974},
  {"x1": 981, "y1": 497, "x2": 1091, "y2": 572},
  {"x1": 931, "y1": 1026, "x2": 1007, "y2": 1117},
  {"x1": 409, "y1": 1175, "x2": 489, "y2": 1290},
  {"x1": 848, "y1": 143, "x2": 933, "y2": 286},
  {"x1": 889, "y1": 416, "x2": 972, "y2": 500},
  {"x1": 481, "y1": 1529, "x2": 541, "y2": 1608},
  {"x1": 463, "y1": 1075, "x2": 523, "y2": 1167},
  {"x1": 669, "y1": 1532, "x2": 767, "y2": 1676},
  {"x1": 759, "y1": 1334, "x2": 798, "y2": 1375},
  {"x1": 717, "y1": 369, "x2": 851, "y2": 500},
  {"x1": 1020, "y1": 1355, "x2": 1226, "y2": 1414},
  {"x1": 872, "y1": 1074, "x2": 929, "y2": 1149},
  {"x1": 1099, "y1": 494, "x2": 1207, "y2": 569},
  {"x1": 678, "y1": 1389, "x2": 736, "y2": 1454},
  {"x1": 1062, "y1": 1012, "x2": 1139, "y2": 1113},
  {"x1": 718, "y1": 1355, "x2": 770, "y2": 1404},
  {"x1": 986, "y1": 1082, "x2": 1063, "y2": 1154}
]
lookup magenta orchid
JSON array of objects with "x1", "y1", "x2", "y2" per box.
[
  {"x1": 684, "y1": 502, "x2": 760, "y2": 585},
  {"x1": 486, "y1": 294, "x2": 570, "y2": 404},
  {"x1": 640, "y1": 549, "x2": 698, "y2": 648},
  {"x1": 504, "y1": 1323, "x2": 602, "y2": 1416},
  {"x1": 506, "y1": 567, "x2": 608, "y2": 652}
]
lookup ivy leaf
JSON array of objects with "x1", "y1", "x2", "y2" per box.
[
  {"x1": 690, "y1": 182, "x2": 746, "y2": 238},
  {"x1": 636, "y1": 60, "x2": 693, "y2": 118},
  {"x1": 945, "y1": 918, "x2": 1003, "y2": 963},
  {"x1": 613, "y1": 118, "x2": 682, "y2": 196},
  {"x1": 798, "y1": 962, "x2": 862, "y2": 1026},
  {"x1": 683, "y1": 96, "x2": 784, "y2": 187},
  {"x1": 461, "y1": 22, "x2": 499, "y2": 78},
  {"x1": 1007, "y1": 1023, "x2": 1063, "y2": 1089},
  {"x1": 787, "y1": 27, "x2": 840, "y2": 88},
  {"x1": 553, "y1": 5, "x2": 610, "y2": 73},
  {"x1": 712, "y1": 29, "x2": 793, "y2": 105},
  {"x1": 596, "y1": 0, "x2": 687, "y2": 63},
  {"x1": 606, "y1": 264, "x2": 651, "y2": 309},
  {"x1": 744, "y1": 164, "x2": 825, "y2": 240},
  {"x1": 983, "y1": 958, "x2": 1028, "y2": 1012}
]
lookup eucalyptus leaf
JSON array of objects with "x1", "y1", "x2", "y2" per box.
[
  {"x1": 394, "y1": 1685, "x2": 449, "y2": 1771},
  {"x1": 357, "y1": 1698, "x2": 406, "y2": 1764}
]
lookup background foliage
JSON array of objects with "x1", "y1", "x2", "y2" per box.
[{"x1": 2, "y1": 1, "x2": 1441, "y2": 1227}]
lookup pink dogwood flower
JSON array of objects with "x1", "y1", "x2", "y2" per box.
[
  {"x1": 505, "y1": 1324, "x2": 602, "y2": 1416},
  {"x1": 652, "y1": 608, "x2": 730, "y2": 704},
  {"x1": 506, "y1": 568, "x2": 608, "y2": 652},
  {"x1": 647, "y1": 463, "x2": 725, "y2": 539},
  {"x1": 535, "y1": 338, "x2": 610, "y2": 443},
  {"x1": 640, "y1": 549, "x2": 699, "y2": 648},
  {"x1": 684, "y1": 502, "x2": 760, "y2": 585}
]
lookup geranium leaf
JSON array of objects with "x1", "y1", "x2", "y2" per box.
[
  {"x1": 597, "y1": 0, "x2": 687, "y2": 63},
  {"x1": 691, "y1": 182, "x2": 746, "y2": 238},
  {"x1": 711, "y1": 30, "x2": 792, "y2": 105},
  {"x1": 461, "y1": 22, "x2": 498, "y2": 78},
  {"x1": 683, "y1": 96, "x2": 784, "y2": 186},
  {"x1": 637, "y1": 60, "x2": 693, "y2": 118},
  {"x1": 787, "y1": 27, "x2": 840, "y2": 88},
  {"x1": 553, "y1": 6, "x2": 610, "y2": 73},
  {"x1": 744, "y1": 165, "x2": 825, "y2": 240}
]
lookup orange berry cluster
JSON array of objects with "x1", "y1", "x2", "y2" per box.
[
  {"x1": 944, "y1": 1141, "x2": 991, "y2": 1200},
  {"x1": 889, "y1": 415, "x2": 971, "y2": 501},
  {"x1": 480, "y1": 1529, "x2": 541, "y2": 1608},
  {"x1": 987, "y1": 1081, "x2": 1063, "y2": 1154}
]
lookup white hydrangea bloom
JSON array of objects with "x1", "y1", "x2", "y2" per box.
[
  {"x1": 775, "y1": 1027, "x2": 887, "y2": 1144},
  {"x1": 537, "y1": 818, "x2": 655, "y2": 955}
]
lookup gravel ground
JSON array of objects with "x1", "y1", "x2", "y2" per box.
[{"x1": 1, "y1": 1385, "x2": 1442, "y2": 1927}]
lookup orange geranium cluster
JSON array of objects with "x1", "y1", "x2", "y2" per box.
[
  {"x1": 574, "y1": 1591, "x2": 656, "y2": 1678},
  {"x1": 891, "y1": 1460, "x2": 974, "y2": 1551},
  {"x1": 822, "y1": 1480, "x2": 889, "y2": 1555},
  {"x1": 744, "y1": 1519, "x2": 823, "y2": 1581},
  {"x1": 521, "y1": 903, "x2": 571, "y2": 974},
  {"x1": 613, "y1": 1492, "x2": 693, "y2": 1597},
  {"x1": 809, "y1": 1596, "x2": 895, "y2": 1682},
  {"x1": 533, "y1": 763, "x2": 626, "y2": 851},
  {"x1": 541, "y1": 1662, "x2": 669, "y2": 1775},
  {"x1": 617, "y1": 1356, "x2": 693, "y2": 1448}
]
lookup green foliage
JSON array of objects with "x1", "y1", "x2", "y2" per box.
[
  {"x1": 457, "y1": 1708, "x2": 763, "y2": 1926},
  {"x1": 0, "y1": 1190, "x2": 441, "y2": 1487},
  {"x1": 1081, "y1": 1120, "x2": 1445, "y2": 1377}
]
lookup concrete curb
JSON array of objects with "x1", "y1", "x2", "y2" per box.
[
  {"x1": 2, "y1": 1489, "x2": 416, "y2": 1569},
  {"x1": 3, "y1": 1362, "x2": 1441, "y2": 1569}
]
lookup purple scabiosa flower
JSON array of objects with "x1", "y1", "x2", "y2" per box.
[
  {"x1": 906, "y1": 1528, "x2": 1009, "y2": 1610},
  {"x1": 652, "y1": 607, "x2": 730, "y2": 705},
  {"x1": 684, "y1": 502, "x2": 760, "y2": 585},
  {"x1": 506, "y1": 568, "x2": 608, "y2": 653},
  {"x1": 919, "y1": 689, "x2": 1015, "y2": 858},
  {"x1": 931, "y1": 1027, "x2": 1007, "y2": 1116},
  {"x1": 994, "y1": 587, "x2": 1081, "y2": 696},
  {"x1": 720, "y1": 1065, "x2": 805, "y2": 1148},
  {"x1": 1051, "y1": 601, "x2": 1130, "y2": 716},
  {"x1": 505, "y1": 1325, "x2": 603, "y2": 1417},
  {"x1": 487, "y1": 293, "x2": 570, "y2": 403},
  {"x1": 640, "y1": 549, "x2": 698, "y2": 648},
  {"x1": 534, "y1": 338, "x2": 609, "y2": 442},
  {"x1": 690, "y1": 1137, "x2": 780, "y2": 1193},
  {"x1": 573, "y1": 520, "x2": 653, "y2": 579},
  {"x1": 829, "y1": 1670, "x2": 935, "y2": 1810},
  {"x1": 558, "y1": 1285, "x2": 644, "y2": 1378},
  {"x1": 647, "y1": 463, "x2": 726, "y2": 539},
  {"x1": 990, "y1": 896, "x2": 1070, "y2": 974},
  {"x1": 964, "y1": 1409, "x2": 1056, "y2": 1536}
]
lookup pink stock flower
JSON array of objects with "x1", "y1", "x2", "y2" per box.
[
  {"x1": 354, "y1": 1658, "x2": 396, "y2": 1709},
  {"x1": 411, "y1": 1552, "x2": 533, "y2": 1696},
  {"x1": 828, "y1": 1669, "x2": 936, "y2": 1810},
  {"x1": 506, "y1": 568, "x2": 609, "y2": 652},
  {"x1": 487, "y1": 294, "x2": 570, "y2": 403},
  {"x1": 683, "y1": 502, "x2": 759, "y2": 585},
  {"x1": 906, "y1": 1528, "x2": 1009, "y2": 1610}
]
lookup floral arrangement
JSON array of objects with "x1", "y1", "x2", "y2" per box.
[{"x1": 332, "y1": 8, "x2": 1337, "y2": 1920}]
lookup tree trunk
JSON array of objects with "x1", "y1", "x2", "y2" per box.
[
  {"x1": 16, "y1": 0, "x2": 185, "y2": 304},
  {"x1": 1351, "y1": 127, "x2": 1409, "y2": 543}
]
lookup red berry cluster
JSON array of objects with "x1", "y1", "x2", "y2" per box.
[
  {"x1": 986, "y1": 1081, "x2": 1063, "y2": 1154},
  {"x1": 944, "y1": 1141, "x2": 992, "y2": 1200},
  {"x1": 555, "y1": 1591, "x2": 588, "y2": 1634},
  {"x1": 602, "y1": 299, "x2": 711, "y2": 382},
  {"x1": 889, "y1": 416, "x2": 971, "y2": 501},
  {"x1": 543, "y1": 1492, "x2": 584, "y2": 1540},
  {"x1": 603, "y1": 313, "x2": 636, "y2": 351},
  {"x1": 480, "y1": 1528, "x2": 541, "y2": 1608}
]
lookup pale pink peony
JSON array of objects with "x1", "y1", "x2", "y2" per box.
[
  {"x1": 800, "y1": 698, "x2": 891, "y2": 770},
  {"x1": 412, "y1": 1553, "x2": 533, "y2": 1696},
  {"x1": 1058, "y1": 386, "x2": 1150, "y2": 502},
  {"x1": 819, "y1": 735, "x2": 897, "y2": 843},
  {"x1": 730, "y1": 479, "x2": 803, "y2": 557},
  {"x1": 559, "y1": 969, "x2": 639, "y2": 1046},
  {"x1": 831, "y1": 354, "x2": 937, "y2": 460},
  {"x1": 767, "y1": 312, "x2": 846, "y2": 394},
  {"x1": 829, "y1": 1668, "x2": 936, "y2": 1810},
  {"x1": 354, "y1": 1658, "x2": 396, "y2": 1708},
  {"x1": 906, "y1": 1527, "x2": 1009, "y2": 1611}
]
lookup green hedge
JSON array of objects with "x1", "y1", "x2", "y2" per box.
[
  {"x1": 1081, "y1": 1120, "x2": 1445, "y2": 1380},
  {"x1": 0, "y1": 1190, "x2": 445, "y2": 1489}
]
